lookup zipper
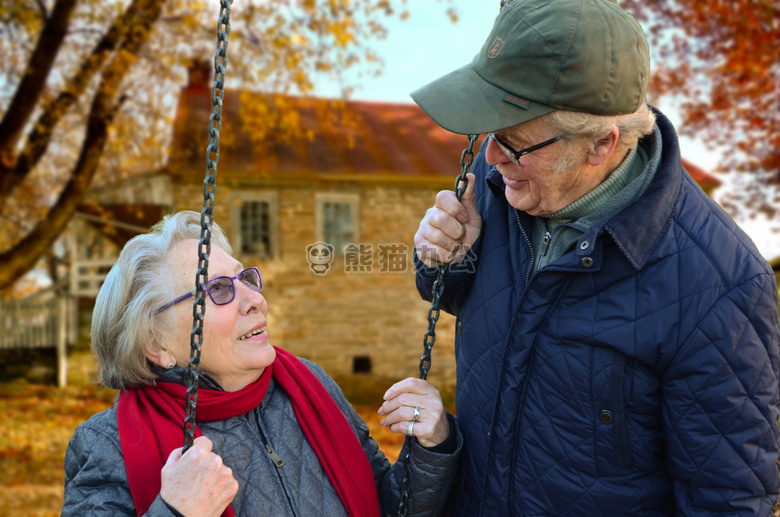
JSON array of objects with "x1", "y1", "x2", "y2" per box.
[
  {"x1": 506, "y1": 273, "x2": 575, "y2": 516},
  {"x1": 514, "y1": 209, "x2": 535, "y2": 286},
  {"x1": 249, "y1": 415, "x2": 299, "y2": 516},
  {"x1": 266, "y1": 443, "x2": 285, "y2": 467}
]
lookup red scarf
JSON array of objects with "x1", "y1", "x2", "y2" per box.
[{"x1": 117, "y1": 347, "x2": 380, "y2": 517}]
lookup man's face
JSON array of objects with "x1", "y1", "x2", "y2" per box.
[{"x1": 485, "y1": 117, "x2": 592, "y2": 216}]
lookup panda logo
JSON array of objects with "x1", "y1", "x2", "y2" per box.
[{"x1": 306, "y1": 242, "x2": 335, "y2": 275}]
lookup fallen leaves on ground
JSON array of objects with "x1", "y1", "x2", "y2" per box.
[{"x1": 0, "y1": 379, "x2": 406, "y2": 516}]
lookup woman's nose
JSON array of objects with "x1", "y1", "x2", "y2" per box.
[{"x1": 237, "y1": 282, "x2": 267, "y2": 314}]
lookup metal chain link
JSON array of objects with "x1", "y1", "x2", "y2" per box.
[
  {"x1": 183, "y1": 0, "x2": 233, "y2": 453},
  {"x1": 397, "y1": 134, "x2": 479, "y2": 516}
]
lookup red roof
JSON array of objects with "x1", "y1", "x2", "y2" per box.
[
  {"x1": 168, "y1": 88, "x2": 484, "y2": 181},
  {"x1": 168, "y1": 85, "x2": 719, "y2": 190}
]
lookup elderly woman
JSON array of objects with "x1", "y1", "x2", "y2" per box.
[{"x1": 63, "y1": 211, "x2": 461, "y2": 517}]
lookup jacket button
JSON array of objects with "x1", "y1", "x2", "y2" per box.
[
  {"x1": 580, "y1": 240, "x2": 590, "y2": 250},
  {"x1": 581, "y1": 257, "x2": 594, "y2": 268},
  {"x1": 599, "y1": 410, "x2": 614, "y2": 424},
  {"x1": 457, "y1": 320, "x2": 463, "y2": 334}
]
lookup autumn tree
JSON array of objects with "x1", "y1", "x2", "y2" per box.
[
  {"x1": 621, "y1": 0, "x2": 780, "y2": 217},
  {"x1": 0, "y1": 0, "x2": 408, "y2": 292}
]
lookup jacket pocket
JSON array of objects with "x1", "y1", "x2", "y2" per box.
[
  {"x1": 607, "y1": 351, "x2": 631, "y2": 469},
  {"x1": 454, "y1": 317, "x2": 463, "y2": 361},
  {"x1": 593, "y1": 348, "x2": 633, "y2": 472}
]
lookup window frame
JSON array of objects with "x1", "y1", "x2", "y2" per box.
[
  {"x1": 230, "y1": 190, "x2": 280, "y2": 260},
  {"x1": 314, "y1": 192, "x2": 360, "y2": 254}
]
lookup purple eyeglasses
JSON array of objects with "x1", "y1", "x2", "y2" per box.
[{"x1": 155, "y1": 267, "x2": 263, "y2": 314}]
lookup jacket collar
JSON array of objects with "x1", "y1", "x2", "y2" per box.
[
  {"x1": 485, "y1": 107, "x2": 683, "y2": 271},
  {"x1": 602, "y1": 108, "x2": 682, "y2": 270}
]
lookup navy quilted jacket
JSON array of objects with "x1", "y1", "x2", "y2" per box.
[{"x1": 416, "y1": 109, "x2": 780, "y2": 516}]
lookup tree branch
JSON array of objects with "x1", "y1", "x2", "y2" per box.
[
  {"x1": 0, "y1": 0, "x2": 161, "y2": 205},
  {"x1": 0, "y1": 0, "x2": 166, "y2": 291},
  {"x1": 0, "y1": 0, "x2": 77, "y2": 168},
  {"x1": 34, "y1": 0, "x2": 49, "y2": 18}
]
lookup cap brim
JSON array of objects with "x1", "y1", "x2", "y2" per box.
[{"x1": 410, "y1": 64, "x2": 556, "y2": 135}]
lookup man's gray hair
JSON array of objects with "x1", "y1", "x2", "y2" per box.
[
  {"x1": 546, "y1": 104, "x2": 657, "y2": 173},
  {"x1": 91, "y1": 211, "x2": 232, "y2": 390}
]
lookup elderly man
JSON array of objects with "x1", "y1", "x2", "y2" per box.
[{"x1": 411, "y1": 0, "x2": 780, "y2": 515}]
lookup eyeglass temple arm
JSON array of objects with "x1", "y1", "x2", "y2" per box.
[{"x1": 155, "y1": 289, "x2": 197, "y2": 314}]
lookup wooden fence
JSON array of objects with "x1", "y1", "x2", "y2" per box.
[{"x1": 0, "y1": 295, "x2": 70, "y2": 387}]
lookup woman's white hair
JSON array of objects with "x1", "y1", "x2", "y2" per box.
[
  {"x1": 91, "y1": 210, "x2": 232, "y2": 390},
  {"x1": 544, "y1": 103, "x2": 657, "y2": 172}
]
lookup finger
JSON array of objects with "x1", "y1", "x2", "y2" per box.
[
  {"x1": 192, "y1": 435, "x2": 213, "y2": 453},
  {"x1": 380, "y1": 404, "x2": 422, "y2": 426},
  {"x1": 458, "y1": 173, "x2": 479, "y2": 217},
  {"x1": 420, "y1": 220, "x2": 463, "y2": 255},
  {"x1": 387, "y1": 418, "x2": 431, "y2": 438},
  {"x1": 435, "y1": 190, "x2": 470, "y2": 225},
  {"x1": 414, "y1": 234, "x2": 461, "y2": 268},
  {"x1": 165, "y1": 446, "x2": 183, "y2": 468},
  {"x1": 383, "y1": 378, "x2": 435, "y2": 401},
  {"x1": 457, "y1": 173, "x2": 477, "y2": 202}
]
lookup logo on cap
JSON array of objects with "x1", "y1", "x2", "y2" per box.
[
  {"x1": 503, "y1": 94, "x2": 530, "y2": 110},
  {"x1": 488, "y1": 37, "x2": 505, "y2": 58}
]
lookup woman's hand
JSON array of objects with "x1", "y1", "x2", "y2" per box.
[
  {"x1": 414, "y1": 172, "x2": 481, "y2": 268},
  {"x1": 160, "y1": 436, "x2": 238, "y2": 517},
  {"x1": 378, "y1": 378, "x2": 450, "y2": 448}
]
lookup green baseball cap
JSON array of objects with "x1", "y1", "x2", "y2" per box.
[{"x1": 411, "y1": 0, "x2": 650, "y2": 135}]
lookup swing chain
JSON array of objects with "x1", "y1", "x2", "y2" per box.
[
  {"x1": 183, "y1": 0, "x2": 233, "y2": 453},
  {"x1": 397, "y1": 134, "x2": 479, "y2": 517},
  {"x1": 418, "y1": 134, "x2": 477, "y2": 381}
]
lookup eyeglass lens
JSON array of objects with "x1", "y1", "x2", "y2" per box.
[{"x1": 206, "y1": 268, "x2": 263, "y2": 305}]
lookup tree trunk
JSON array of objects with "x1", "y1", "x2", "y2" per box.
[
  {"x1": 0, "y1": 0, "x2": 78, "y2": 168},
  {"x1": 0, "y1": 0, "x2": 166, "y2": 292}
]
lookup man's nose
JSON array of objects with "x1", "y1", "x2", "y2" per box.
[{"x1": 485, "y1": 135, "x2": 510, "y2": 166}]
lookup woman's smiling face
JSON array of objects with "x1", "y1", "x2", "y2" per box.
[{"x1": 166, "y1": 239, "x2": 275, "y2": 391}]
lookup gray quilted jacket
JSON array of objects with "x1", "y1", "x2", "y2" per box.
[{"x1": 63, "y1": 358, "x2": 462, "y2": 516}]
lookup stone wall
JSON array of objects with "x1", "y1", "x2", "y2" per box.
[{"x1": 172, "y1": 180, "x2": 459, "y2": 391}]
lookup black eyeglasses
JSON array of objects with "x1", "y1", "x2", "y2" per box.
[
  {"x1": 489, "y1": 133, "x2": 564, "y2": 166},
  {"x1": 155, "y1": 267, "x2": 263, "y2": 314}
]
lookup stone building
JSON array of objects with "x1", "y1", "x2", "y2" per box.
[
  {"x1": 78, "y1": 73, "x2": 485, "y2": 391},
  {"x1": 70, "y1": 68, "x2": 721, "y2": 392}
]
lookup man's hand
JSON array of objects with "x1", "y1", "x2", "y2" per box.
[{"x1": 414, "y1": 173, "x2": 481, "y2": 268}]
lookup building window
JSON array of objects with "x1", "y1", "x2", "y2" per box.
[
  {"x1": 315, "y1": 193, "x2": 359, "y2": 254},
  {"x1": 353, "y1": 356, "x2": 372, "y2": 374},
  {"x1": 240, "y1": 201, "x2": 271, "y2": 255},
  {"x1": 231, "y1": 191, "x2": 279, "y2": 259}
]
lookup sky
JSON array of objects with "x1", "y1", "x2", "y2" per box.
[{"x1": 310, "y1": 1, "x2": 780, "y2": 261}]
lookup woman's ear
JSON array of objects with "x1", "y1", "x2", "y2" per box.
[
  {"x1": 145, "y1": 346, "x2": 174, "y2": 369},
  {"x1": 587, "y1": 125, "x2": 620, "y2": 167}
]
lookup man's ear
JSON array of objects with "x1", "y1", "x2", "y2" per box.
[{"x1": 587, "y1": 125, "x2": 620, "y2": 166}]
